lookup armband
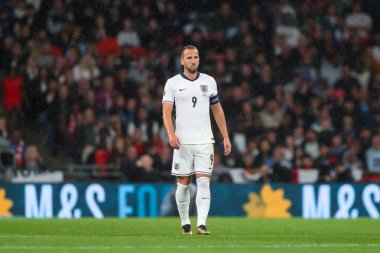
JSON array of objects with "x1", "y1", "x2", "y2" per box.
[{"x1": 210, "y1": 95, "x2": 220, "y2": 105}]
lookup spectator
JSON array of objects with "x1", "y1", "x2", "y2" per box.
[
  {"x1": 9, "y1": 129, "x2": 27, "y2": 167},
  {"x1": 272, "y1": 146, "x2": 293, "y2": 182},
  {"x1": 329, "y1": 134, "x2": 347, "y2": 161},
  {"x1": 109, "y1": 136, "x2": 126, "y2": 169},
  {"x1": 93, "y1": 117, "x2": 116, "y2": 152},
  {"x1": 345, "y1": 2, "x2": 372, "y2": 39},
  {"x1": 46, "y1": 0, "x2": 74, "y2": 38},
  {"x1": 72, "y1": 52, "x2": 100, "y2": 82},
  {"x1": 0, "y1": 114, "x2": 8, "y2": 139},
  {"x1": 257, "y1": 164, "x2": 273, "y2": 184},
  {"x1": 154, "y1": 146, "x2": 172, "y2": 182},
  {"x1": 160, "y1": 1, "x2": 184, "y2": 38},
  {"x1": 95, "y1": 17, "x2": 120, "y2": 60},
  {"x1": 341, "y1": 114, "x2": 356, "y2": 140},
  {"x1": 132, "y1": 106, "x2": 159, "y2": 141},
  {"x1": 23, "y1": 145, "x2": 46, "y2": 174},
  {"x1": 334, "y1": 65, "x2": 360, "y2": 93},
  {"x1": 259, "y1": 99, "x2": 284, "y2": 129},
  {"x1": 96, "y1": 76, "x2": 120, "y2": 114},
  {"x1": 275, "y1": 13, "x2": 301, "y2": 50},
  {"x1": 343, "y1": 140, "x2": 364, "y2": 181},
  {"x1": 303, "y1": 129, "x2": 320, "y2": 159},
  {"x1": 2, "y1": 67, "x2": 24, "y2": 113},
  {"x1": 120, "y1": 145, "x2": 139, "y2": 182},
  {"x1": 242, "y1": 152, "x2": 257, "y2": 172},
  {"x1": 76, "y1": 108, "x2": 96, "y2": 164},
  {"x1": 365, "y1": 135, "x2": 380, "y2": 173},
  {"x1": 292, "y1": 125, "x2": 305, "y2": 147},
  {"x1": 320, "y1": 54, "x2": 343, "y2": 87},
  {"x1": 315, "y1": 144, "x2": 332, "y2": 171},
  {"x1": 115, "y1": 67, "x2": 138, "y2": 99},
  {"x1": 212, "y1": 2, "x2": 237, "y2": 32},
  {"x1": 116, "y1": 18, "x2": 141, "y2": 47},
  {"x1": 128, "y1": 56, "x2": 150, "y2": 85},
  {"x1": 35, "y1": 41, "x2": 56, "y2": 68},
  {"x1": 24, "y1": 66, "x2": 49, "y2": 128},
  {"x1": 135, "y1": 154, "x2": 158, "y2": 182},
  {"x1": 283, "y1": 134, "x2": 295, "y2": 162},
  {"x1": 335, "y1": 162, "x2": 354, "y2": 183},
  {"x1": 255, "y1": 138, "x2": 273, "y2": 167}
]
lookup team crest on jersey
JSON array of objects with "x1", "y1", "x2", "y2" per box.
[
  {"x1": 200, "y1": 85, "x2": 208, "y2": 95},
  {"x1": 174, "y1": 163, "x2": 180, "y2": 170}
]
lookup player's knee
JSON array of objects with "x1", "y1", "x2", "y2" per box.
[
  {"x1": 196, "y1": 177, "x2": 210, "y2": 189},
  {"x1": 177, "y1": 183, "x2": 190, "y2": 191},
  {"x1": 177, "y1": 176, "x2": 191, "y2": 185}
]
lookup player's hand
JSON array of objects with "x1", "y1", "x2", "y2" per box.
[
  {"x1": 168, "y1": 134, "x2": 181, "y2": 150},
  {"x1": 223, "y1": 137, "x2": 231, "y2": 156}
]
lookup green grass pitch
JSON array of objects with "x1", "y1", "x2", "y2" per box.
[{"x1": 0, "y1": 218, "x2": 379, "y2": 253}]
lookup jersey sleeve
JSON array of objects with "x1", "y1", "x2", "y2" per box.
[
  {"x1": 162, "y1": 79, "x2": 174, "y2": 104},
  {"x1": 209, "y1": 77, "x2": 220, "y2": 105},
  {"x1": 209, "y1": 77, "x2": 218, "y2": 96}
]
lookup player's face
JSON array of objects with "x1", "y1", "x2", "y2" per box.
[{"x1": 181, "y1": 49, "x2": 199, "y2": 74}]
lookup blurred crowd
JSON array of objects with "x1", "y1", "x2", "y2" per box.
[{"x1": 1, "y1": 0, "x2": 380, "y2": 183}]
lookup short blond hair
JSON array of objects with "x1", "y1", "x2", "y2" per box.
[{"x1": 180, "y1": 45, "x2": 199, "y2": 58}]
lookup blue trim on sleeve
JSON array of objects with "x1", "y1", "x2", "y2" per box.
[{"x1": 210, "y1": 95, "x2": 220, "y2": 105}]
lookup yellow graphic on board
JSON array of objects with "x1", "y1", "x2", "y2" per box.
[
  {"x1": 0, "y1": 188, "x2": 13, "y2": 217},
  {"x1": 244, "y1": 184, "x2": 292, "y2": 218}
]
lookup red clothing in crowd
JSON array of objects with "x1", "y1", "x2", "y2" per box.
[
  {"x1": 96, "y1": 36, "x2": 120, "y2": 60},
  {"x1": 2, "y1": 76, "x2": 24, "y2": 112}
]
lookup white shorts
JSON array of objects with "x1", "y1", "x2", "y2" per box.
[{"x1": 171, "y1": 144, "x2": 214, "y2": 176}]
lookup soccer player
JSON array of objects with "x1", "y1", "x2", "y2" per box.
[{"x1": 162, "y1": 45, "x2": 232, "y2": 235}]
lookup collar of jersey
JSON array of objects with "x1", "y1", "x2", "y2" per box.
[{"x1": 180, "y1": 72, "x2": 200, "y2": 81}]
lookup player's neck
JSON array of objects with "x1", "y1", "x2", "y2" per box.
[{"x1": 183, "y1": 70, "x2": 198, "y2": 80}]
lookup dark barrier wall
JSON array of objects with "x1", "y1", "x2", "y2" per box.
[{"x1": 0, "y1": 183, "x2": 379, "y2": 218}]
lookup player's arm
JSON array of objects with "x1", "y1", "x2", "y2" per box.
[
  {"x1": 211, "y1": 102, "x2": 231, "y2": 156},
  {"x1": 162, "y1": 103, "x2": 181, "y2": 149}
]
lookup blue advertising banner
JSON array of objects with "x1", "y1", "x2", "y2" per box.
[{"x1": 0, "y1": 183, "x2": 379, "y2": 219}]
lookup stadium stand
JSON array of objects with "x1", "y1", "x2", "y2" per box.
[{"x1": 1, "y1": 0, "x2": 380, "y2": 183}]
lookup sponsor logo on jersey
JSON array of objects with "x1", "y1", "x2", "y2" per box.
[{"x1": 174, "y1": 163, "x2": 180, "y2": 170}]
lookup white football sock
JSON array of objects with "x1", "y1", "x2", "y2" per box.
[
  {"x1": 176, "y1": 183, "x2": 191, "y2": 226},
  {"x1": 196, "y1": 177, "x2": 210, "y2": 227}
]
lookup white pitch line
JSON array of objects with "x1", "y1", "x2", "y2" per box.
[
  {"x1": 255, "y1": 244, "x2": 380, "y2": 248},
  {"x1": 1, "y1": 234, "x2": 379, "y2": 239},
  {"x1": 0, "y1": 235, "x2": 56, "y2": 238},
  {"x1": 0, "y1": 246, "x2": 135, "y2": 250},
  {"x1": 0, "y1": 244, "x2": 379, "y2": 250}
]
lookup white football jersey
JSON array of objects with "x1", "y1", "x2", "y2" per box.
[{"x1": 162, "y1": 72, "x2": 220, "y2": 144}]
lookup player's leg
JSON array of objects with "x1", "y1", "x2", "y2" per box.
[
  {"x1": 176, "y1": 176, "x2": 192, "y2": 234},
  {"x1": 194, "y1": 144, "x2": 214, "y2": 235},
  {"x1": 195, "y1": 174, "x2": 211, "y2": 235},
  {"x1": 171, "y1": 145, "x2": 194, "y2": 234}
]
